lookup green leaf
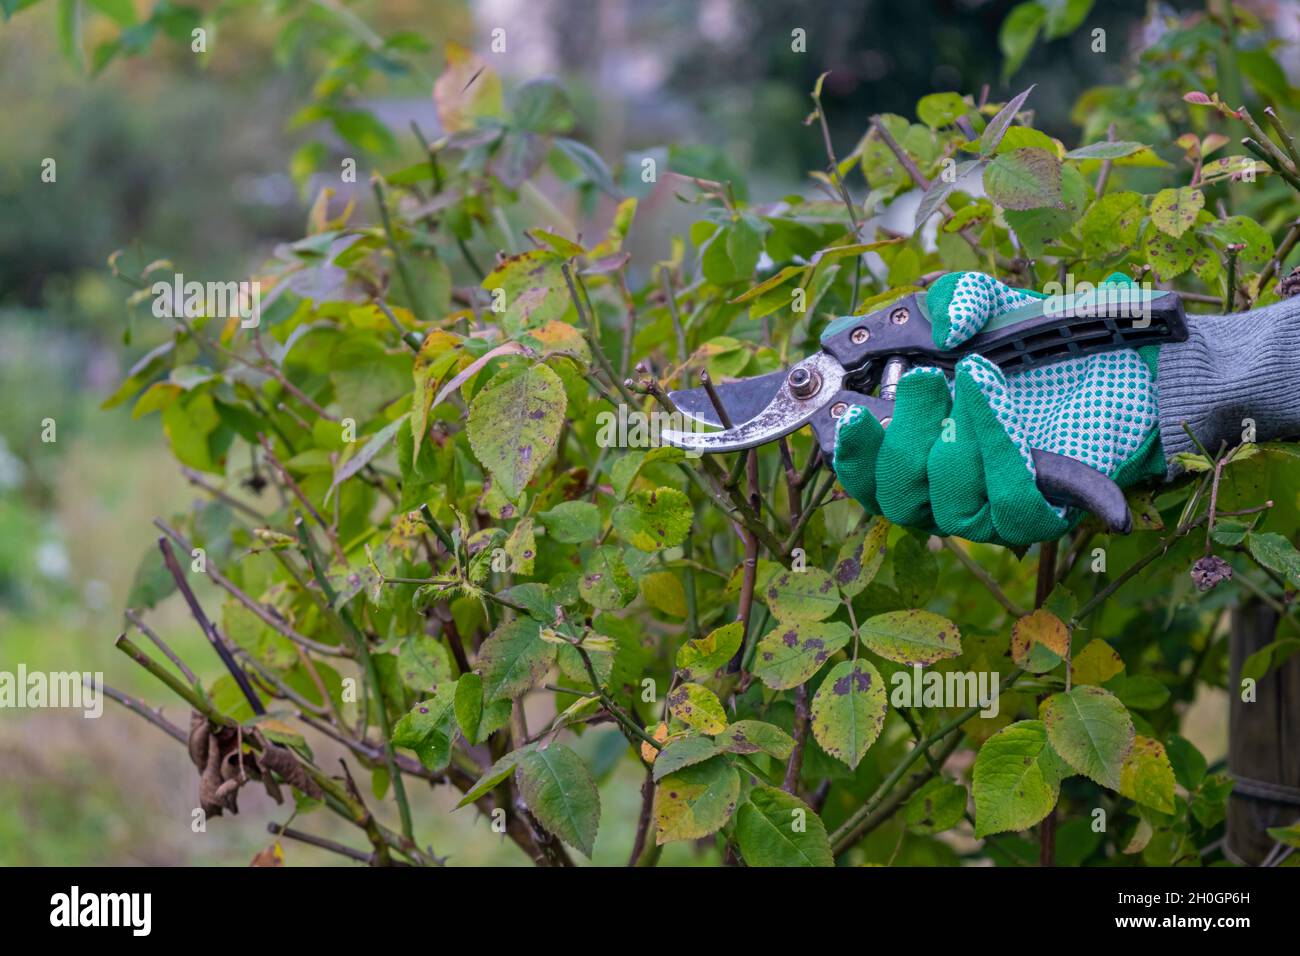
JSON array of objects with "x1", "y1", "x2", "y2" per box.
[
  {"x1": 453, "y1": 672, "x2": 486, "y2": 743},
  {"x1": 126, "y1": 546, "x2": 177, "y2": 610},
  {"x1": 397, "y1": 636, "x2": 453, "y2": 695},
  {"x1": 612, "y1": 486, "x2": 692, "y2": 551},
  {"x1": 763, "y1": 567, "x2": 840, "y2": 622},
  {"x1": 391, "y1": 685, "x2": 458, "y2": 771},
  {"x1": 455, "y1": 749, "x2": 519, "y2": 807},
  {"x1": 1004, "y1": 163, "x2": 1088, "y2": 255},
  {"x1": 1246, "y1": 531, "x2": 1300, "y2": 584},
  {"x1": 983, "y1": 147, "x2": 1063, "y2": 211},
  {"x1": 1143, "y1": 226, "x2": 1199, "y2": 281},
  {"x1": 515, "y1": 745, "x2": 601, "y2": 857},
  {"x1": 466, "y1": 363, "x2": 567, "y2": 500},
  {"x1": 1103, "y1": 674, "x2": 1171, "y2": 711},
  {"x1": 858, "y1": 609, "x2": 962, "y2": 665},
  {"x1": 1266, "y1": 822, "x2": 1300, "y2": 849},
  {"x1": 511, "y1": 77, "x2": 575, "y2": 133},
  {"x1": 579, "y1": 545, "x2": 637, "y2": 610},
  {"x1": 1065, "y1": 140, "x2": 1148, "y2": 160},
  {"x1": 977, "y1": 81, "x2": 1032, "y2": 154},
  {"x1": 751, "y1": 620, "x2": 852, "y2": 690},
  {"x1": 653, "y1": 735, "x2": 720, "y2": 782},
  {"x1": 972, "y1": 720, "x2": 1064, "y2": 837},
  {"x1": 640, "y1": 571, "x2": 687, "y2": 617},
  {"x1": 735, "y1": 786, "x2": 833, "y2": 867},
  {"x1": 715, "y1": 720, "x2": 795, "y2": 761},
  {"x1": 916, "y1": 92, "x2": 971, "y2": 129},
  {"x1": 810, "y1": 659, "x2": 887, "y2": 769},
  {"x1": 904, "y1": 778, "x2": 968, "y2": 834},
  {"x1": 1203, "y1": 215, "x2": 1274, "y2": 265},
  {"x1": 536, "y1": 500, "x2": 601, "y2": 543},
  {"x1": 832, "y1": 518, "x2": 890, "y2": 597},
  {"x1": 667, "y1": 682, "x2": 728, "y2": 734},
  {"x1": 1042, "y1": 686, "x2": 1134, "y2": 790},
  {"x1": 476, "y1": 618, "x2": 555, "y2": 701},
  {"x1": 1148, "y1": 187, "x2": 1204, "y2": 238},
  {"x1": 676, "y1": 621, "x2": 744, "y2": 680},
  {"x1": 1043, "y1": 0, "x2": 1093, "y2": 38},
  {"x1": 1078, "y1": 191, "x2": 1145, "y2": 258},
  {"x1": 553, "y1": 137, "x2": 619, "y2": 197},
  {"x1": 1118, "y1": 736, "x2": 1176, "y2": 814},
  {"x1": 653, "y1": 757, "x2": 741, "y2": 844},
  {"x1": 1164, "y1": 734, "x2": 1207, "y2": 791},
  {"x1": 998, "y1": 6, "x2": 1044, "y2": 82}
]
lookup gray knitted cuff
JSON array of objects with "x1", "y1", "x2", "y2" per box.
[{"x1": 1158, "y1": 296, "x2": 1300, "y2": 472}]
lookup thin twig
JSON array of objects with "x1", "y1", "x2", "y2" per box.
[{"x1": 157, "y1": 537, "x2": 264, "y2": 715}]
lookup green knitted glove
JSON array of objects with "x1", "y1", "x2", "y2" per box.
[{"x1": 832, "y1": 272, "x2": 1166, "y2": 547}]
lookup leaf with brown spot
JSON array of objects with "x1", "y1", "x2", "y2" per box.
[
  {"x1": 859, "y1": 609, "x2": 961, "y2": 665},
  {"x1": 1118, "y1": 735, "x2": 1176, "y2": 813},
  {"x1": 750, "y1": 620, "x2": 852, "y2": 690},
  {"x1": 810, "y1": 659, "x2": 886, "y2": 769},
  {"x1": 467, "y1": 363, "x2": 566, "y2": 500},
  {"x1": 653, "y1": 757, "x2": 740, "y2": 844},
  {"x1": 833, "y1": 518, "x2": 890, "y2": 598},
  {"x1": 763, "y1": 567, "x2": 840, "y2": 622},
  {"x1": 1010, "y1": 608, "x2": 1070, "y2": 673},
  {"x1": 667, "y1": 682, "x2": 728, "y2": 734}
]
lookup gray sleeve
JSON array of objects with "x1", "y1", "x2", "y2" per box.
[{"x1": 1158, "y1": 296, "x2": 1300, "y2": 469}]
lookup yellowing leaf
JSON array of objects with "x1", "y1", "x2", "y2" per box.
[
  {"x1": 1071, "y1": 639, "x2": 1125, "y2": 686},
  {"x1": 763, "y1": 568, "x2": 840, "y2": 622},
  {"x1": 1010, "y1": 608, "x2": 1070, "y2": 673},
  {"x1": 653, "y1": 758, "x2": 740, "y2": 844},
  {"x1": 811, "y1": 659, "x2": 887, "y2": 769},
  {"x1": 466, "y1": 364, "x2": 566, "y2": 500},
  {"x1": 433, "y1": 41, "x2": 504, "y2": 133},
  {"x1": 1118, "y1": 736, "x2": 1177, "y2": 814},
  {"x1": 667, "y1": 682, "x2": 728, "y2": 734},
  {"x1": 859, "y1": 610, "x2": 962, "y2": 665},
  {"x1": 612, "y1": 486, "x2": 692, "y2": 551},
  {"x1": 751, "y1": 620, "x2": 852, "y2": 690}
]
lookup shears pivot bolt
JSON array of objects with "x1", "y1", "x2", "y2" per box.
[{"x1": 787, "y1": 365, "x2": 823, "y2": 399}]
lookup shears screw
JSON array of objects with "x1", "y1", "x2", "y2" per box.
[
  {"x1": 830, "y1": 402, "x2": 848, "y2": 419},
  {"x1": 850, "y1": 327, "x2": 870, "y2": 344},
  {"x1": 890, "y1": 307, "x2": 910, "y2": 324},
  {"x1": 787, "y1": 365, "x2": 822, "y2": 399}
]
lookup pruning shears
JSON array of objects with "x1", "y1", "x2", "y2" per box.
[{"x1": 661, "y1": 287, "x2": 1189, "y2": 533}]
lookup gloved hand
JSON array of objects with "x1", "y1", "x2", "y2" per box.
[{"x1": 832, "y1": 271, "x2": 1166, "y2": 547}]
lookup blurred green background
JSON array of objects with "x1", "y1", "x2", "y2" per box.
[{"x1": 0, "y1": 0, "x2": 1225, "y2": 865}]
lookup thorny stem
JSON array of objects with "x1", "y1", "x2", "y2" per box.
[{"x1": 295, "y1": 517, "x2": 415, "y2": 844}]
